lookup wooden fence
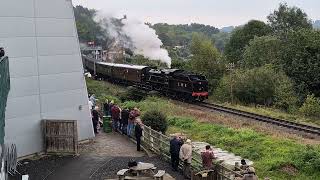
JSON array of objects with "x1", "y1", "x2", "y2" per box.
[
  {"x1": 141, "y1": 126, "x2": 243, "y2": 180},
  {"x1": 43, "y1": 120, "x2": 78, "y2": 154}
]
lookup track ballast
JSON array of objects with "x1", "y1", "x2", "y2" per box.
[{"x1": 197, "y1": 102, "x2": 320, "y2": 136}]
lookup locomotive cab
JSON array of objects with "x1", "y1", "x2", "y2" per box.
[{"x1": 189, "y1": 74, "x2": 209, "y2": 101}]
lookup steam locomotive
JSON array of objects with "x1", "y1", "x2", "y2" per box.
[{"x1": 83, "y1": 55, "x2": 209, "y2": 101}]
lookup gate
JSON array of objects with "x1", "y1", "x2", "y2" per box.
[{"x1": 43, "y1": 120, "x2": 78, "y2": 154}]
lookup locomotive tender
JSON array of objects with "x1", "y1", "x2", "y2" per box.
[{"x1": 83, "y1": 55, "x2": 208, "y2": 101}]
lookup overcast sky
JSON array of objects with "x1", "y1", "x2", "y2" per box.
[{"x1": 72, "y1": 0, "x2": 320, "y2": 28}]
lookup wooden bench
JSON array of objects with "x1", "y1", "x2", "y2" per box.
[
  {"x1": 117, "y1": 169, "x2": 129, "y2": 180},
  {"x1": 153, "y1": 170, "x2": 165, "y2": 180}
]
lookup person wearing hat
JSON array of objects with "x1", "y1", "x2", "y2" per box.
[
  {"x1": 240, "y1": 159, "x2": 249, "y2": 171},
  {"x1": 179, "y1": 139, "x2": 192, "y2": 179}
]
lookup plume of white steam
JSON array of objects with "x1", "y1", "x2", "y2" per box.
[
  {"x1": 96, "y1": 14, "x2": 171, "y2": 67},
  {"x1": 121, "y1": 18, "x2": 171, "y2": 67}
]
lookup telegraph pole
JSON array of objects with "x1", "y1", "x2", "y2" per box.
[{"x1": 226, "y1": 63, "x2": 235, "y2": 104}]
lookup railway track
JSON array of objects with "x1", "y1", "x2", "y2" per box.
[{"x1": 197, "y1": 102, "x2": 320, "y2": 136}]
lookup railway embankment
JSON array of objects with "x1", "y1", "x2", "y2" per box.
[{"x1": 87, "y1": 78, "x2": 320, "y2": 180}]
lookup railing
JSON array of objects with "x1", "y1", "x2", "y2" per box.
[{"x1": 141, "y1": 126, "x2": 243, "y2": 180}]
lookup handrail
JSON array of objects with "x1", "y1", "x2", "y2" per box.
[{"x1": 140, "y1": 125, "x2": 243, "y2": 180}]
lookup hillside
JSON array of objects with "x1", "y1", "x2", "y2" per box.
[{"x1": 314, "y1": 20, "x2": 320, "y2": 29}]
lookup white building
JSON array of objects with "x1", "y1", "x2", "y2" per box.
[{"x1": 0, "y1": 0, "x2": 94, "y2": 157}]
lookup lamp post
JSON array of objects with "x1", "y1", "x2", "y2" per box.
[{"x1": 226, "y1": 63, "x2": 235, "y2": 104}]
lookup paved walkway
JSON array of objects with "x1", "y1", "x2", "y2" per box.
[{"x1": 43, "y1": 132, "x2": 181, "y2": 180}]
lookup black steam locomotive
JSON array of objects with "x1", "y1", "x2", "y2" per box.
[{"x1": 83, "y1": 56, "x2": 208, "y2": 101}]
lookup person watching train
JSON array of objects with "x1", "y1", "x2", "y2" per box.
[
  {"x1": 170, "y1": 134, "x2": 183, "y2": 171},
  {"x1": 127, "y1": 107, "x2": 140, "y2": 137},
  {"x1": 201, "y1": 145, "x2": 216, "y2": 170},
  {"x1": 134, "y1": 117, "x2": 144, "y2": 151},
  {"x1": 111, "y1": 104, "x2": 121, "y2": 132},
  {"x1": 120, "y1": 108, "x2": 130, "y2": 135}
]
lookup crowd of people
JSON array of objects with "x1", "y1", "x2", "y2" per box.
[
  {"x1": 169, "y1": 134, "x2": 258, "y2": 180},
  {"x1": 88, "y1": 94, "x2": 144, "y2": 152}
]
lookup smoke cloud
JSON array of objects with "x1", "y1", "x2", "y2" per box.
[{"x1": 96, "y1": 14, "x2": 172, "y2": 67}]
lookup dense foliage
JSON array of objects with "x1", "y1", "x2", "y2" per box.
[
  {"x1": 279, "y1": 29, "x2": 320, "y2": 97},
  {"x1": 267, "y1": 3, "x2": 312, "y2": 36},
  {"x1": 74, "y1": 6, "x2": 105, "y2": 45},
  {"x1": 299, "y1": 95, "x2": 320, "y2": 117},
  {"x1": 214, "y1": 66, "x2": 297, "y2": 110},
  {"x1": 242, "y1": 36, "x2": 282, "y2": 68},
  {"x1": 224, "y1": 20, "x2": 272, "y2": 64}
]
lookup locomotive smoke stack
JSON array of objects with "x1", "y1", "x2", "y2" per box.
[{"x1": 95, "y1": 13, "x2": 172, "y2": 68}]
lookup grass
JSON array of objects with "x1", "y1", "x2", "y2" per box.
[
  {"x1": 86, "y1": 79, "x2": 320, "y2": 180},
  {"x1": 85, "y1": 78, "x2": 127, "y2": 104}
]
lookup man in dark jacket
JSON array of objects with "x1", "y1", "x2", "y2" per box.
[
  {"x1": 120, "y1": 108, "x2": 130, "y2": 135},
  {"x1": 134, "y1": 118, "x2": 143, "y2": 151},
  {"x1": 170, "y1": 135, "x2": 183, "y2": 171},
  {"x1": 91, "y1": 106, "x2": 101, "y2": 134}
]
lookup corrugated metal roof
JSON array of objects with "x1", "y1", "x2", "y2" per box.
[{"x1": 97, "y1": 62, "x2": 148, "y2": 70}]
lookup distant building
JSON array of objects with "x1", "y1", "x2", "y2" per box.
[
  {"x1": 0, "y1": 0, "x2": 94, "y2": 157},
  {"x1": 104, "y1": 40, "x2": 125, "y2": 63}
]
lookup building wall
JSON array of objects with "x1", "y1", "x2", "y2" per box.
[{"x1": 0, "y1": 0, "x2": 94, "y2": 157}]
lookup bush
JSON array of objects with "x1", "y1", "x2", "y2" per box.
[
  {"x1": 142, "y1": 110, "x2": 168, "y2": 133},
  {"x1": 299, "y1": 94, "x2": 320, "y2": 117},
  {"x1": 274, "y1": 72, "x2": 298, "y2": 111}
]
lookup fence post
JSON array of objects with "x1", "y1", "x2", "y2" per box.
[
  {"x1": 159, "y1": 133, "x2": 163, "y2": 155},
  {"x1": 149, "y1": 127, "x2": 153, "y2": 151}
]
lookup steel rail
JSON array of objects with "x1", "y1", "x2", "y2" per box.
[{"x1": 197, "y1": 102, "x2": 320, "y2": 135}]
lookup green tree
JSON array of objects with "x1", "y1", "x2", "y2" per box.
[
  {"x1": 224, "y1": 20, "x2": 271, "y2": 64},
  {"x1": 212, "y1": 32, "x2": 231, "y2": 52},
  {"x1": 243, "y1": 36, "x2": 282, "y2": 68},
  {"x1": 189, "y1": 33, "x2": 224, "y2": 90},
  {"x1": 274, "y1": 72, "x2": 298, "y2": 111},
  {"x1": 267, "y1": 3, "x2": 312, "y2": 36},
  {"x1": 280, "y1": 29, "x2": 320, "y2": 97},
  {"x1": 74, "y1": 6, "x2": 105, "y2": 45}
]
